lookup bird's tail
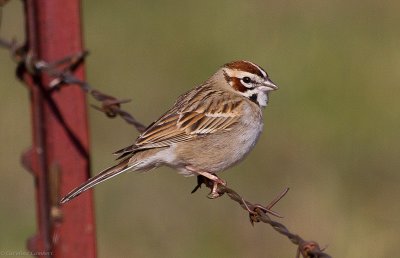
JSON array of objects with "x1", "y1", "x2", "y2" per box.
[{"x1": 60, "y1": 157, "x2": 133, "y2": 204}]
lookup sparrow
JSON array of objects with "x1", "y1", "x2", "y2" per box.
[{"x1": 60, "y1": 60, "x2": 278, "y2": 204}]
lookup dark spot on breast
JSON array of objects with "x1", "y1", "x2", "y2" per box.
[{"x1": 249, "y1": 93, "x2": 258, "y2": 104}]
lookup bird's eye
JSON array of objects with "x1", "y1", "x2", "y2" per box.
[{"x1": 242, "y1": 77, "x2": 251, "y2": 83}]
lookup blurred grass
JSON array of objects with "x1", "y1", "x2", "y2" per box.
[{"x1": 1, "y1": 0, "x2": 400, "y2": 257}]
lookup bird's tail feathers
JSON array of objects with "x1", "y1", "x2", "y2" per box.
[{"x1": 60, "y1": 157, "x2": 133, "y2": 204}]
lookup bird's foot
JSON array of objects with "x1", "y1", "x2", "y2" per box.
[
  {"x1": 189, "y1": 171, "x2": 226, "y2": 199},
  {"x1": 207, "y1": 176, "x2": 226, "y2": 199},
  {"x1": 186, "y1": 166, "x2": 227, "y2": 198}
]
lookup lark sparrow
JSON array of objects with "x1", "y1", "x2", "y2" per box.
[{"x1": 60, "y1": 60, "x2": 278, "y2": 203}]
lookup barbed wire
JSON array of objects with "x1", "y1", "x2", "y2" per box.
[
  {"x1": 0, "y1": 37, "x2": 146, "y2": 132},
  {"x1": 36, "y1": 50, "x2": 147, "y2": 133},
  {"x1": 0, "y1": 35, "x2": 332, "y2": 257},
  {"x1": 193, "y1": 176, "x2": 331, "y2": 258}
]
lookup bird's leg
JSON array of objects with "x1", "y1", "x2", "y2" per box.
[{"x1": 186, "y1": 166, "x2": 226, "y2": 199}]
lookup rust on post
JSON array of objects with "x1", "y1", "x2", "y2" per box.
[{"x1": 21, "y1": 1, "x2": 97, "y2": 257}]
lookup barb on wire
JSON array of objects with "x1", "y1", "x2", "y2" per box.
[
  {"x1": 0, "y1": 38, "x2": 331, "y2": 258},
  {"x1": 192, "y1": 176, "x2": 331, "y2": 258},
  {"x1": 0, "y1": 39, "x2": 147, "y2": 132},
  {"x1": 38, "y1": 51, "x2": 147, "y2": 133}
]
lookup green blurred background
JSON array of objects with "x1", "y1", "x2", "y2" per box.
[{"x1": 1, "y1": 0, "x2": 400, "y2": 257}]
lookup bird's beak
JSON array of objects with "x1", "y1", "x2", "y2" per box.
[{"x1": 258, "y1": 79, "x2": 278, "y2": 92}]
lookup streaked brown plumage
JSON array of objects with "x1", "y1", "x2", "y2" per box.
[{"x1": 60, "y1": 60, "x2": 277, "y2": 203}]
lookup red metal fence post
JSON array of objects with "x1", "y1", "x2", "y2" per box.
[{"x1": 21, "y1": 1, "x2": 97, "y2": 257}]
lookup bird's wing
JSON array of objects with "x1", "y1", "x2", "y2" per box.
[{"x1": 114, "y1": 86, "x2": 243, "y2": 157}]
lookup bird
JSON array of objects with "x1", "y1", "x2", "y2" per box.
[{"x1": 60, "y1": 60, "x2": 278, "y2": 204}]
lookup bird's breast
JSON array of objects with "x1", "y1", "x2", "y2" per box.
[{"x1": 173, "y1": 103, "x2": 264, "y2": 174}]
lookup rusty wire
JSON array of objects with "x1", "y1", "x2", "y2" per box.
[
  {"x1": 37, "y1": 50, "x2": 147, "y2": 133},
  {"x1": 193, "y1": 176, "x2": 331, "y2": 258},
  {"x1": 0, "y1": 37, "x2": 146, "y2": 133},
  {"x1": 0, "y1": 36, "x2": 332, "y2": 258}
]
